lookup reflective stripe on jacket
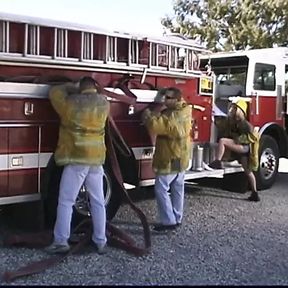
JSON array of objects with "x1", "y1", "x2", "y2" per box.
[
  {"x1": 49, "y1": 85, "x2": 110, "y2": 166},
  {"x1": 143, "y1": 100, "x2": 192, "y2": 175},
  {"x1": 247, "y1": 131, "x2": 260, "y2": 171}
]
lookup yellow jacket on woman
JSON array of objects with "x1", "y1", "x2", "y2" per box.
[
  {"x1": 49, "y1": 84, "x2": 110, "y2": 166},
  {"x1": 223, "y1": 118, "x2": 260, "y2": 171},
  {"x1": 143, "y1": 100, "x2": 192, "y2": 175}
]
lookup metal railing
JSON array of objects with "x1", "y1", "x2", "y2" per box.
[{"x1": 0, "y1": 18, "x2": 209, "y2": 78}]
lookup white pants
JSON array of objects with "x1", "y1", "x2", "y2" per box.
[
  {"x1": 154, "y1": 172, "x2": 185, "y2": 225},
  {"x1": 53, "y1": 164, "x2": 107, "y2": 247}
]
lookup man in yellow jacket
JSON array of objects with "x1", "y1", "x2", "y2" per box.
[
  {"x1": 45, "y1": 76, "x2": 110, "y2": 254},
  {"x1": 142, "y1": 87, "x2": 192, "y2": 231}
]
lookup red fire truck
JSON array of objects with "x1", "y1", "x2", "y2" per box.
[
  {"x1": 200, "y1": 48, "x2": 288, "y2": 190},
  {"x1": 0, "y1": 13, "x2": 286, "y2": 225}
]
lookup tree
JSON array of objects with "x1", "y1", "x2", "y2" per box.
[{"x1": 161, "y1": 0, "x2": 288, "y2": 51}]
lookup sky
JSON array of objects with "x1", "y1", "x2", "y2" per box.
[{"x1": 0, "y1": 0, "x2": 175, "y2": 36}]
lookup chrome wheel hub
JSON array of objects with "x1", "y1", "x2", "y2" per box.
[{"x1": 259, "y1": 147, "x2": 276, "y2": 181}]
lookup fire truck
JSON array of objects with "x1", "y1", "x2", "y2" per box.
[
  {"x1": 200, "y1": 48, "x2": 288, "y2": 191},
  {"x1": 0, "y1": 13, "x2": 286, "y2": 225}
]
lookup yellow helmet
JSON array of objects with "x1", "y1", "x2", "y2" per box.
[{"x1": 234, "y1": 98, "x2": 248, "y2": 116}]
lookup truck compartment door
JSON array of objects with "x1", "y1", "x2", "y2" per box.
[
  {"x1": 0, "y1": 127, "x2": 8, "y2": 197},
  {"x1": 8, "y1": 126, "x2": 39, "y2": 196}
]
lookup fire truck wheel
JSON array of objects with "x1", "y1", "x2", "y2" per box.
[
  {"x1": 41, "y1": 157, "x2": 63, "y2": 229},
  {"x1": 105, "y1": 176, "x2": 124, "y2": 221},
  {"x1": 256, "y1": 135, "x2": 279, "y2": 190}
]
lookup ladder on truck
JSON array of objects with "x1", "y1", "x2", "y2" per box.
[{"x1": 0, "y1": 13, "x2": 210, "y2": 81}]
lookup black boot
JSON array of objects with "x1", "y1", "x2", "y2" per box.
[
  {"x1": 248, "y1": 191, "x2": 260, "y2": 202},
  {"x1": 208, "y1": 159, "x2": 223, "y2": 169}
]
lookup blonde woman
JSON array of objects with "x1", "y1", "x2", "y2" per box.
[{"x1": 209, "y1": 99, "x2": 260, "y2": 202}]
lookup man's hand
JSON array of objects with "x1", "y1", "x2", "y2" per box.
[
  {"x1": 141, "y1": 108, "x2": 152, "y2": 123},
  {"x1": 64, "y1": 82, "x2": 78, "y2": 94},
  {"x1": 141, "y1": 103, "x2": 165, "y2": 124},
  {"x1": 150, "y1": 103, "x2": 165, "y2": 113}
]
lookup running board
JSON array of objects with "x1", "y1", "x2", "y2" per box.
[{"x1": 139, "y1": 165, "x2": 244, "y2": 187}]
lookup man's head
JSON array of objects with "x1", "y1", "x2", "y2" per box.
[
  {"x1": 164, "y1": 87, "x2": 182, "y2": 108},
  {"x1": 79, "y1": 76, "x2": 97, "y2": 92}
]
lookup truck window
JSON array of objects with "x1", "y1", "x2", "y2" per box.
[
  {"x1": 215, "y1": 67, "x2": 246, "y2": 86},
  {"x1": 213, "y1": 66, "x2": 247, "y2": 99},
  {"x1": 253, "y1": 63, "x2": 276, "y2": 91}
]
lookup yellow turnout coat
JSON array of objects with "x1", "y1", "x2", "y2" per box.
[
  {"x1": 143, "y1": 100, "x2": 192, "y2": 175},
  {"x1": 49, "y1": 85, "x2": 110, "y2": 166}
]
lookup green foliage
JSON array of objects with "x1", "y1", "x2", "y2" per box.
[{"x1": 161, "y1": 0, "x2": 288, "y2": 51}]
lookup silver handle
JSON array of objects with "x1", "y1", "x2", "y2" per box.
[{"x1": 24, "y1": 102, "x2": 34, "y2": 115}]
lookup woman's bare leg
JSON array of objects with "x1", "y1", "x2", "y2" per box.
[
  {"x1": 240, "y1": 156, "x2": 257, "y2": 192},
  {"x1": 216, "y1": 138, "x2": 247, "y2": 160},
  {"x1": 240, "y1": 156, "x2": 260, "y2": 201},
  {"x1": 247, "y1": 172, "x2": 257, "y2": 193}
]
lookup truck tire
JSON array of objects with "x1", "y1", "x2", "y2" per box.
[
  {"x1": 41, "y1": 157, "x2": 122, "y2": 229},
  {"x1": 41, "y1": 158, "x2": 63, "y2": 229},
  {"x1": 256, "y1": 135, "x2": 279, "y2": 190}
]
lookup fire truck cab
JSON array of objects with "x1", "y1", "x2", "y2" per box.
[{"x1": 201, "y1": 47, "x2": 288, "y2": 190}]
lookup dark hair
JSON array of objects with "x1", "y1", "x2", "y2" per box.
[
  {"x1": 79, "y1": 76, "x2": 97, "y2": 90},
  {"x1": 165, "y1": 87, "x2": 182, "y2": 100}
]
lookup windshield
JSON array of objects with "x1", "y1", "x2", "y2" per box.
[
  {"x1": 214, "y1": 67, "x2": 247, "y2": 87},
  {"x1": 212, "y1": 65, "x2": 248, "y2": 116}
]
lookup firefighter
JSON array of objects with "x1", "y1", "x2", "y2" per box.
[
  {"x1": 209, "y1": 98, "x2": 260, "y2": 202},
  {"x1": 141, "y1": 87, "x2": 192, "y2": 231},
  {"x1": 45, "y1": 76, "x2": 110, "y2": 254}
]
